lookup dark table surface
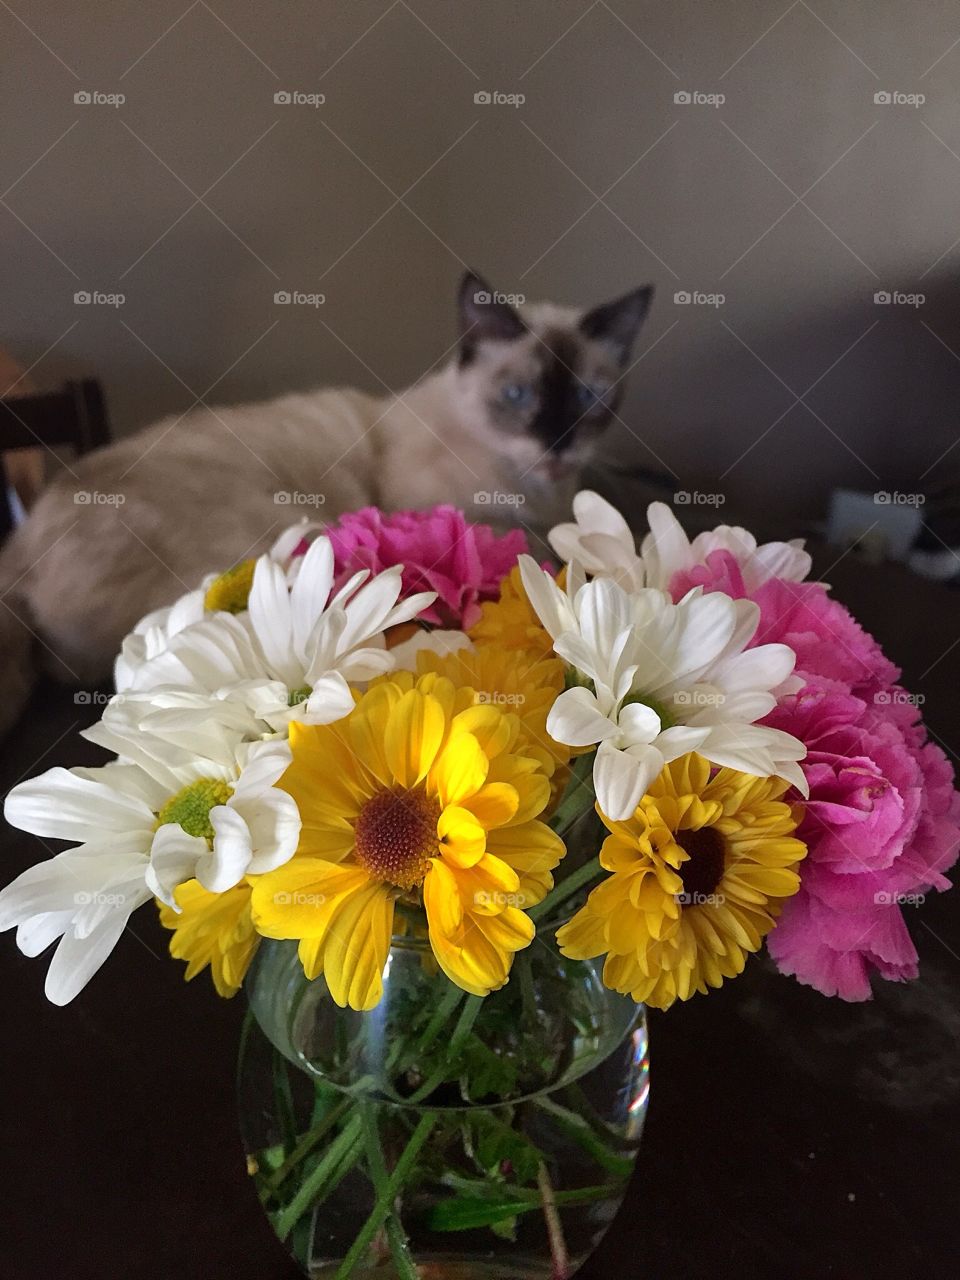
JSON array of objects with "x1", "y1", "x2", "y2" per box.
[{"x1": 2, "y1": 551, "x2": 959, "y2": 1280}]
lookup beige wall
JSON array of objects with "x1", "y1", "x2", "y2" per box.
[{"x1": 4, "y1": 0, "x2": 959, "y2": 524}]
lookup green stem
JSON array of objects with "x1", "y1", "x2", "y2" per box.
[
  {"x1": 549, "y1": 752, "x2": 596, "y2": 834},
  {"x1": 407, "y1": 996, "x2": 483, "y2": 1105},
  {"x1": 272, "y1": 1049, "x2": 298, "y2": 1155},
  {"x1": 276, "y1": 1112, "x2": 364, "y2": 1242},
  {"x1": 362, "y1": 1107, "x2": 421, "y2": 1280},
  {"x1": 532, "y1": 1096, "x2": 635, "y2": 1178},
  {"x1": 529, "y1": 854, "x2": 602, "y2": 923},
  {"x1": 334, "y1": 1113, "x2": 438, "y2": 1280},
  {"x1": 265, "y1": 1095, "x2": 353, "y2": 1192},
  {"x1": 537, "y1": 1161, "x2": 570, "y2": 1280}
]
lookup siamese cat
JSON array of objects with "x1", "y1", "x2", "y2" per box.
[{"x1": 0, "y1": 271, "x2": 652, "y2": 732}]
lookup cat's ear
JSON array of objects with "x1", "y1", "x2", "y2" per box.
[
  {"x1": 457, "y1": 270, "x2": 526, "y2": 359},
  {"x1": 579, "y1": 285, "x2": 654, "y2": 362}
]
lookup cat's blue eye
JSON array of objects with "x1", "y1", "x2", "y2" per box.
[
  {"x1": 577, "y1": 383, "x2": 608, "y2": 409},
  {"x1": 501, "y1": 383, "x2": 533, "y2": 407}
]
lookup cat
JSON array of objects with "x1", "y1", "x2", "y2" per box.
[{"x1": 0, "y1": 271, "x2": 652, "y2": 733}]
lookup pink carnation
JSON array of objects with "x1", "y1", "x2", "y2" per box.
[
  {"x1": 323, "y1": 505, "x2": 528, "y2": 630},
  {"x1": 670, "y1": 550, "x2": 960, "y2": 1001}
]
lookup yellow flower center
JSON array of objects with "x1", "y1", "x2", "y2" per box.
[
  {"x1": 204, "y1": 559, "x2": 257, "y2": 614},
  {"x1": 156, "y1": 778, "x2": 234, "y2": 842},
  {"x1": 674, "y1": 826, "x2": 726, "y2": 902},
  {"x1": 353, "y1": 787, "x2": 441, "y2": 892}
]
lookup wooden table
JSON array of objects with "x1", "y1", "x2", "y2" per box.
[{"x1": 1, "y1": 553, "x2": 958, "y2": 1279}]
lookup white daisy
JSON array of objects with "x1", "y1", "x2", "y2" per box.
[
  {"x1": 518, "y1": 557, "x2": 808, "y2": 820},
  {"x1": 115, "y1": 520, "x2": 323, "y2": 692},
  {"x1": 0, "y1": 716, "x2": 301, "y2": 1002},
  {"x1": 548, "y1": 491, "x2": 811, "y2": 594},
  {"x1": 116, "y1": 535, "x2": 436, "y2": 732}
]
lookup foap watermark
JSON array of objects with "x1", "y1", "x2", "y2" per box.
[
  {"x1": 75, "y1": 890, "x2": 128, "y2": 907},
  {"x1": 874, "y1": 689, "x2": 925, "y2": 707},
  {"x1": 473, "y1": 490, "x2": 526, "y2": 508},
  {"x1": 274, "y1": 89, "x2": 325, "y2": 107},
  {"x1": 674, "y1": 290, "x2": 725, "y2": 308},
  {"x1": 474, "y1": 90, "x2": 525, "y2": 108},
  {"x1": 473, "y1": 289, "x2": 525, "y2": 307},
  {"x1": 74, "y1": 489, "x2": 125, "y2": 506},
  {"x1": 74, "y1": 89, "x2": 125, "y2": 108},
  {"x1": 474, "y1": 889, "x2": 530, "y2": 909},
  {"x1": 274, "y1": 290, "x2": 325, "y2": 307},
  {"x1": 675, "y1": 891, "x2": 725, "y2": 907},
  {"x1": 674, "y1": 689, "x2": 726, "y2": 710},
  {"x1": 474, "y1": 690, "x2": 526, "y2": 707},
  {"x1": 275, "y1": 490, "x2": 326, "y2": 507},
  {"x1": 874, "y1": 490, "x2": 925, "y2": 507},
  {"x1": 273, "y1": 890, "x2": 327, "y2": 907},
  {"x1": 74, "y1": 290, "x2": 125, "y2": 307},
  {"x1": 674, "y1": 490, "x2": 726, "y2": 507},
  {"x1": 874, "y1": 890, "x2": 925, "y2": 906},
  {"x1": 874, "y1": 90, "x2": 925, "y2": 108},
  {"x1": 873, "y1": 290, "x2": 924, "y2": 308},
  {"x1": 674, "y1": 89, "x2": 725, "y2": 108},
  {"x1": 74, "y1": 690, "x2": 125, "y2": 707}
]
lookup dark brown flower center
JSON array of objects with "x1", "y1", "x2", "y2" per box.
[
  {"x1": 354, "y1": 787, "x2": 440, "y2": 891},
  {"x1": 674, "y1": 826, "x2": 726, "y2": 903}
]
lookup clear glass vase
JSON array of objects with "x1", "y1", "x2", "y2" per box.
[{"x1": 238, "y1": 932, "x2": 649, "y2": 1280}]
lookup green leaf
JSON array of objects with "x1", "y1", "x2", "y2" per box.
[
  {"x1": 427, "y1": 1183, "x2": 616, "y2": 1233},
  {"x1": 427, "y1": 1196, "x2": 542, "y2": 1232},
  {"x1": 468, "y1": 1113, "x2": 542, "y2": 1185}
]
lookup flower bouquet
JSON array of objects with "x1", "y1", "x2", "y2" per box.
[{"x1": 2, "y1": 494, "x2": 957, "y2": 1279}]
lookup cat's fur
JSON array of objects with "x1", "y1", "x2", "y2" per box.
[{"x1": 0, "y1": 272, "x2": 652, "y2": 732}]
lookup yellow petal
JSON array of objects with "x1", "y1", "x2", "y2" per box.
[
  {"x1": 385, "y1": 689, "x2": 447, "y2": 788},
  {"x1": 250, "y1": 858, "x2": 371, "y2": 939},
  {"x1": 349, "y1": 683, "x2": 404, "y2": 786},
  {"x1": 431, "y1": 733, "x2": 489, "y2": 807},
  {"x1": 437, "y1": 805, "x2": 487, "y2": 868},
  {"x1": 461, "y1": 782, "x2": 519, "y2": 829}
]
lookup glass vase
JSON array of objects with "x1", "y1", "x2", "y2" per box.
[{"x1": 238, "y1": 932, "x2": 648, "y2": 1280}]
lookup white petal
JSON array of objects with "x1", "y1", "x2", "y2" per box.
[
  {"x1": 235, "y1": 790, "x2": 301, "y2": 874},
  {"x1": 713, "y1": 643, "x2": 796, "y2": 695},
  {"x1": 249, "y1": 556, "x2": 299, "y2": 686},
  {"x1": 575, "y1": 489, "x2": 635, "y2": 543},
  {"x1": 389, "y1": 629, "x2": 472, "y2": 671},
  {"x1": 640, "y1": 501, "x2": 692, "y2": 589},
  {"x1": 44, "y1": 906, "x2": 141, "y2": 1006},
  {"x1": 594, "y1": 741, "x2": 660, "y2": 821},
  {"x1": 576, "y1": 579, "x2": 634, "y2": 660},
  {"x1": 0, "y1": 848, "x2": 148, "y2": 929},
  {"x1": 335, "y1": 570, "x2": 403, "y2": 652},
  {"x1": 16, "y1": 911, "x2": 74, "y2": 957},
  {"x1": 301, "y1": 672, "x2": 356, "y2": 724},
  {"x1": 518, "y1": 555, "x2": 571, "y2": 641},
  {"x1": 3, "y1": 768, "x2": 155, "y2": 842},
  {"x1": 232, "y1": 740, "x2": 293, "y2": 798},
  {"x1": 546, "y1": 688, "x2": 619, "y2": 748},
  {"x1": 652, "y1": 725, "x2": 710, "y2": 761},
  {"x1": 747, "y1": 541, "x2": 812, "y2": 587},
  {"x1": 329, "y1": 568, "x2": 370, "y2": 606},
  {"x1": 289, "y1": 536, "x2": 335, "y2": 666},
  {"x1": 616, "y1": 700, "x2": 662, "y2": 744},
  {"x1": 198, "y1": 806, "x2": 252, "y2": 892},
  {"x1": 146, "y1": 825, "x2": 210, "y2": 909}
]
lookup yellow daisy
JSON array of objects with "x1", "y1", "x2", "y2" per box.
[
  {"x1": 557, "y1": 753, "x2": 806, "y2": 1010},
  {"x1": 468, "y1": 564, "x2": 558, "y2": 659},
  {"x1": 158, "y1": 878, "x2": 259, "y2": 998},
  {"x1": 414, "y1": 641, "x2": 571, "y2": 789},
  {"x1": 250, "y1": 672, "x2": 565, "y2": 1010}
]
